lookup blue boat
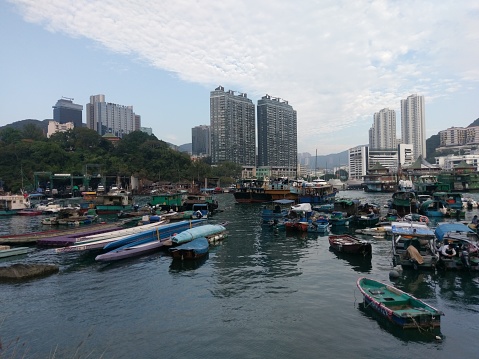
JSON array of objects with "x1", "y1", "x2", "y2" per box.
[
  {"x1": 260, "y1": 199, "x2": 295, "y2": 226},
  {"x1": 102, "y1": 219, "x2": 206, "y2": 251},
  {"x1": 171, "y1": 224, "x2": 227, "y2": 245},
  {"x1": 170, "y1": 237, "x2": 209, "y2": 260}
]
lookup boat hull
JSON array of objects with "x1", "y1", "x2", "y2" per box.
[{"x1": 328, "y1": 235, "x2": 372, "y2": 255}]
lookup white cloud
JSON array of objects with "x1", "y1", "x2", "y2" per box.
[{"x1": 9, "y1": 0, "x2": 479, "y2": 153}]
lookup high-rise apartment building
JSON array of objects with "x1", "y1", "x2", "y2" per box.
[
  {"x1": 192, "y1": 125, "x2": 210, "y2": 156},
  {"x1": 86, "y1": 94, "x2": 139, "y2": 138},
  {"x1": 210, "y1": 86, "x2": 255, "y2": 166},
  {"x1": 52, "y1": 97, "x2": 83, "y2": 128},
  {"x1": 401, "y1": 94, "x2": 426, "y2": 160},
  {"x1": 257, "y1": 95, "x2": 297, "y2": 171},
  {"x1": 369, "y1": 108, "x2": 396, "y2": 149}
]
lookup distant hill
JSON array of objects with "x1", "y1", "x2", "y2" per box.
[
  {"x1": 312, "y1": 150, "x2": 349, "y2": 169},
  {"x1": 0, "y1": 119, "x2": 50, "y2": 133},
  {"x1": 179, "y1": 143, "x2": 192, "y2": 153}
]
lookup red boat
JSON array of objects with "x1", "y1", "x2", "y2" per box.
[
  {"x1": 328, "y1": 234, "x2": 372, "y2": 256},
  {"x1": 17, "y1": 208, "x2": 43, "y2": 216}
]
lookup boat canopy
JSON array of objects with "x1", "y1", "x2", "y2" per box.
[
  {"x1": 434, "y1": 223, "x2": 475, "y2": 242},
  {"x1": 291, "y1": 203, "x2": 312, "y2": 212},
  {"x1": 391, "y1": 222, "x2": 435, "y2": 236}
]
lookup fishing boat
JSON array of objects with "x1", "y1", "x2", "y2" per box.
[
  {"x1": 16, "y1": 208, "x2": 44, "y2": 216},
  {"x1": 328, "y1": 211, "x2": 353, "y2": 226},
  {"x1": 418, "y1": 199, "x2": 454, "y2": 217},
  {"x1": 0, "y1": 194, "x2": 30, "y2": 216},
  {"x1": 169, "y1": 237, "x2": 209, "y2": 260},
  {"x1": 94, "y1": 189, "x2": 133, "y2": 214},
  {"x1": 260, "y1": 199, "x2": 295, "y2": 226},
  {"x1": 328, "y1": 234, "x2": 372, "y2": 256},
  {"x1": 355, "y1": 226, "x2": 388, "y2": 238},
  {"x1": 356, "y1": 277, "x2": 443, "y2": 329},
  {"x1": 434, "y1": 222, "x2": 479, "y2": 271},
  {"x1": 390, "y1": 191, "x2": 419, "y2": 216},
  {"x1": 391, "y1": 221, "x2": 439, "y2": 270},
  {"x1": 0, "y1": 245, "x2": 31, "y2": 258}
]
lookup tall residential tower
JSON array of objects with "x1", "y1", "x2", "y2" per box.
[
  {"x1": 257, "y1": 94, "x2": 297, "y2": 171},
  {"x1": 210, "y1": 86, "x2": 255, "y2": 166},
  {"x1": 401, "y1": 94, "x2": 426, "y2": 160},
  {"x1": 86, "y1": 94, "x2": 140, "y2": 138},
  {"x1": 192, "y1": 125, "x2": 210, "y2": 156},
  {"x1": 52, "y1": 97, "x2": 83, "y2": 128},
  {"x1": 369, "y1": 108, "x2": 396, "y2": 149}
]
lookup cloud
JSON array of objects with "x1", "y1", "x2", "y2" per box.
[{"x1": 9, "y1": 0, "x2": 479, "y2": 153}]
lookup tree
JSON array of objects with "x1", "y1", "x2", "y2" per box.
[
  {"x1": 22, "y1": 123, "x2": 45, "y2": 141},
  {"x1": 0, "y1": 127, "x2": 22, "y2": 145}
]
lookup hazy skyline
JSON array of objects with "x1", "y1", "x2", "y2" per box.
[{"x1": 1, "y1": 0, "x2": 478, "y2": 155}]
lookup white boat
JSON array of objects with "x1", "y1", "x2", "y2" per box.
[
  {"x1": 355, "y1": 226, "x2": 387, "y2": 238},
  {"x1": 0, "y1": 194, "x2": 30, "y2": 215},
  {"x1": 0, "y1": 245, "x2": 30, "y2": 258},
  {"x1": 55, "y1": 220, "x2": 169, "y2": 252}
]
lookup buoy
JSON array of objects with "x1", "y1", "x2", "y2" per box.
[{"x1": 389, "y1": 269, "x2": 400, "y2": 278}]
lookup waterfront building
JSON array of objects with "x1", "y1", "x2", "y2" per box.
[
  {"x1": 348, "y1": 145, "x2": 368, "y2": 181},
  {"x1": 436, "y1": 151, "x2": 479, "y2": 171},
  {"x1": 192, "y1": 125, "x2": 210, "y2": 156},
  {"x1": 401, "y1": 94, "x2": 426, "y2": 160},
  {"x1": 368, "y1": 148, "x2": 399, "y2": 172},
  {"x1": 369, "y1": 108, "x2": 397, "y2": 149},
  {"x1": 86, "y1": 94, "x2": 140, "y2": 138},
  {"x1": 398, "y1": 143, "x2": 414, "y2": 168},
  {"x1": 47, "y1": 120, "x2": 74, "y2": 138},
  {"x1": 257, "y1": 94, "x2": 297, "y2": 174},
  {"x1": 52, "y1": 97, "x2": 83, "y2": 128},
  {"x1": 210, "y1": 86, "x2": 255, "y2": 166}
]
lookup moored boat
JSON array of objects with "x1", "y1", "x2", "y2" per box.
[
  {"x1": 94, "y1": 189, "x2": 133, "y2": 214},
  {"x1": 328, "y1": 234, "x2": 372, "y2": 256},
  {"x1": 169, "y1": 237, "x2": 209, "y2": 260},
  {"x1": 0, "y1": 194, "x2": 30, "y2": 216},
  {"x1": 357, "y1": 277, "x2": 443, "y2": 329},
  {"x1": 391, "y1": 221, "x2": 439, "y2": 270},
  {"x1": 0, "y1": 245, "x2": 31, "y2": 258}
]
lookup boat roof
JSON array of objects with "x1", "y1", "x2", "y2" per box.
[
  {"x1": 390, "y1": 222, "x2": 435, "y2": 236},
  {"x1": 434, "y1": 222, "x2": 475, "y2": 242}
]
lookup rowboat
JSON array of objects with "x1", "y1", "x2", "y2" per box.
[
  {"x1": 357, "y1": 277, "x2": 443, "y2": 329},
  {"x1": 328, "y1": 234, "x2": 372, "y2": 256},
  {"x1": 0, "y1": 245, "x2": 30, "y2": 258},
  {"x1": 170, "y1": 237, "x2": 209, "y2": 260}
]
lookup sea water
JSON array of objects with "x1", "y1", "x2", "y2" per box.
[{"x1": 0, "y1": 190, "x2": 478, "y2": 358}]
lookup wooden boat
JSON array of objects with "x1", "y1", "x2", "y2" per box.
[
  {"x1": 328, "y1": 234, "x2": 372, "y2": 255},
  {"x1": 391, "y1": 221, "x2": 439, "y2": 270},
  {"x1": 357, "y1": 277, "x2": 443, "y2": 329},
  {"x1": 170, "y1": 237, "x2": 209, "y2": 260},
  {"x1": 0, "y1": 245, "x2": 30, "y2": 258},
  {"x1": 434, "y1": 222, "x2": 479, "y2": 271},
  {"x1": 390, "y1": 191, "x2": 419, "y2": 216}
]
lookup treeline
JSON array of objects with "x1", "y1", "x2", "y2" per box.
[{"x1": 0, "y1": 125, "x2": 241, "y2": 193}]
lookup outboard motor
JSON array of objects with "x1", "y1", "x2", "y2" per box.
[{"x1": 461, "y1": 250, "x2": 471, "y2": 269}]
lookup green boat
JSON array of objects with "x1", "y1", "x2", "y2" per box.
[
  {"x1": 149, "y1": 192, "x2": 186, "y2": 211},
  {"x1": 357, "y1": 277, "x2": 443, "y2": 329}
]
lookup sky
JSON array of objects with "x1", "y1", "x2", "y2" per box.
[{"x1": 1, "y1": 0, "x2": 478, "y2": 155}]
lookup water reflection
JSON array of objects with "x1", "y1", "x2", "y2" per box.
[
  {"x1": 357, "y1": 302, "x2": 444, "y2": 343},
  {"x1": 329, "y1": 247, "x2": 372, "y2": 273},
  {"x1": 169, "y1": 254, "x2": 209, "y2": 272}
]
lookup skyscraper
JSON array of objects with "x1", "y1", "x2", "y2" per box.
[
  {"x1": 257, "y1": 94, "x2": 297, "y2": 171},
  {"x1": 52, "y1": 97, "x2": 83, "y2": 128},
  {"x1": 210, "y1": 86, "x2": 255, "y2": 166},
  {"x1": 192, "y1": 125, "x2": 210, "y2": 156},
  {"x1": 370, "y1": 108, "x2": 396, "y2": 149},
  {"x1": 86, "y1": 94, "x2": 140, "y2": 138},
  {"x1": 401, "y1": 94, "x2": 426, "y2": 160}
]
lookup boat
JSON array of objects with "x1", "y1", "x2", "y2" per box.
[
  {"x1": 171, "y1": 224, "x2": 228, "y2": 245},
  {"x1": 355, "y1": 226, "x2": 388, "y2": 238},
  {"x1": 432, "y1": 192, "x2": 463, "y2": 211},
  {"x1": 418, "y1": 199, "x2": 454, "y2": 217},
  {"x1": 149, "y1": 192, "x2": 186, "y2": 212},
  {"x1": 55, "y1": 220, "x2": 170, "y2": 253},
  {"x1": 16, "y1": 208, "x2": 44, "y2": 216},
  {"x1": 0, "y1": 245, "x2": 31, "y2": 258},
  {"x1": 434, "y1": 222, "x2": 479, "y2": 271},
  {"x1": 362, "y1": 163, "x2": 397, "y2": 192},
  {"x1": 182, "y1": 193, "x2": 219, "y2": 214},
  {"x1": 328, "y1": 234, "x2": 372, "y2": 256},
  {"x1": 0, "y1": 194, "x2": 30, "y2": 216},
  {"x1": 42, "y1": 208, "x2": 98, "y2": 225},
  {"x1": 390, "y1": 191, "x2": 419, "y2": 216},
  {"x1": 169, "y1": 237, "x2": 209, "y2": 260},
  {"x1": 260, "y1": 199, "x2": 295, "y2": 226},
  {"x1": 233, "y1": 179, "x2": 271, "y2": 203},
  {"x1": 94, "y1": 189, "x2": 133, "y2": 214},
  {"x1": 296, "y1": 179, "x2": 337, "y2": 205},
  {"x1": 328, "y1": 211, "x2": 353, "y2": 226},
  {"x1": 391, "y1": 221, "x2": 439, "y2": 270},
  {"x1": 35, "y1": 201, "x2": 63, "y2": 214},
  {"x1": 356, "y1": 277, "x2": 443, "y2": 329}
]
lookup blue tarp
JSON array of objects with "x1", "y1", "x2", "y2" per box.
[{"x1": 434, "y1": 222, "x2": 475, "y2": 242}]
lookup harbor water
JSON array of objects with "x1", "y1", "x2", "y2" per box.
[{"x1": 1, "y1": 190, "x2": 479, "y2": 358}]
